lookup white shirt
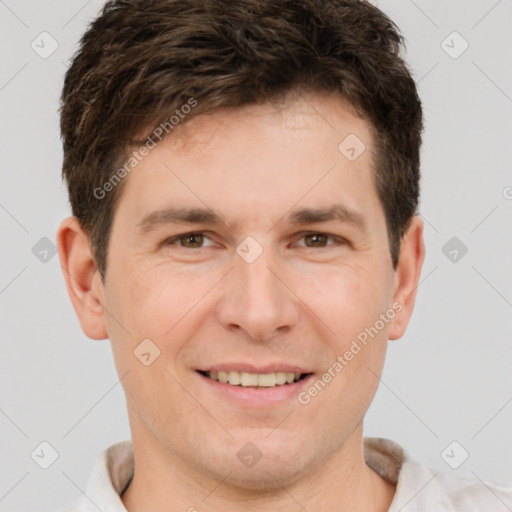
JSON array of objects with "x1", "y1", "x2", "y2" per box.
[{"x1": 57, "y1": 437, "x2": 512, "y2": 511}]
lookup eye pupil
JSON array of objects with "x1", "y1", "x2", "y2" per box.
[
  {"x1": 305, "y1": 233, "x2": 328, "y2": 247},
  {"x1": 171, "y1": 232, "x2": 336, "y2": 250},
  {"x1": 182, "y1": 233, "x2": 203, "y2": 247}
]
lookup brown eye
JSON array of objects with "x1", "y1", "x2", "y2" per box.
[
  {"x1": 303, "y1": 233, "x2": 330, "y2": 248},
  {"x1": 163, "y1": 232, "x2": 216, "y2": 250},
  {"x1": 179, "y1": 233, "x2": 205, "y2": 248},
  {"x1": 162, "y1": 233, "x2": 213, "y2": 249}
]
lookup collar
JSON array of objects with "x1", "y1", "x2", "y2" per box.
[{"x1": 78, "y1": 437, "x2": 507, "y2": 512}]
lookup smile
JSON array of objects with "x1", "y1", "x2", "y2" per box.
[{"x1": 199, "y1": 370, "x2": 309, "y2": 387}]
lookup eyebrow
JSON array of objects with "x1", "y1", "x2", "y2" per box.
[
  {"x1": 137, "y1": 208, "x2": 226, "y2": 233},
  {"x1": 137, "y1": 203, "x2": 366, "y2": 233},
  {"x1": 286, "y1": 204, "x2": 365, "y2": 229}
]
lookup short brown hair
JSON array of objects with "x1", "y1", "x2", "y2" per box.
[{"x1": 60, "y1": 0, "x2": 423, "y2": 279}]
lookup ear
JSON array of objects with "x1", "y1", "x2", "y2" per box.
[
  {"x1": 388, "y1": 216, "x2": 425, "y2": 340},
  {"x1": 57, "y1": 217, "x2": 108, "y2": 340}
]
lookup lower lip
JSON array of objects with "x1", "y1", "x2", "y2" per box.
[{"x1": 196, "y1": 371, "x2": 314, "y2": 407}]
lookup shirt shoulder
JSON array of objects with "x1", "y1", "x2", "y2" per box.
[
  {"x1": 53, "y1": 440, "x2": 133, "y2": 512},
  {"x1": 433, "y1": 470, "x2": 512, "y2": 511},
  {"x1": 364, "y1": 437, "x2": 512, "y2": 512}
]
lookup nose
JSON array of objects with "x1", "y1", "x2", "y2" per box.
[{"x1": 215, "y1": 246, "x2": 300, "y2": 341}]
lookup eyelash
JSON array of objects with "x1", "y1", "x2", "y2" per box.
[{"x1": 163, "y1": 231, "x2": 347, "y2": 249}]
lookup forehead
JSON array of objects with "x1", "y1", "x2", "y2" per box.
[
  {"x1": 169, "y1": 93, "x2": 368, "y2": 155},
  {"x1": 115, "y1": 93, "x2": 382, "y2": 232}
]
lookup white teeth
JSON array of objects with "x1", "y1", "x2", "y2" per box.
[
  {"x1": 241, "y1": 372, "x2": 258, "y2": 386},
  {"x1": 275, "y1": 372, "x2": 287, "y2": 385},
  {"x1": 228, "y1": 371, "x2": 241, "y2": 385},
  {"x1": 207, "y1": 370, "x2": 303, "y2": 387},
  {"x1": 258, "y1": 373, "x2": 276, "y2": 387}
]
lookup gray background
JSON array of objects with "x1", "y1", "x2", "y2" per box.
[{"x1": 1, "y1": 0, "x2": 511, "y2": 510}]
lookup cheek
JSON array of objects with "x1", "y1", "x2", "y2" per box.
[
  {"x1": 110, "y1": 264, "x2": 204, "y2": 330},
  {"x1": 107, "y1": 264, "x2": 226, "y2": 365},
  {"x1": 294, "y1": 262, "x2": 393, "y2": 407},
  {"x1": 103, "y1": 267, "x2": 208, "y2": 426},
  {"x1": 295, "y1": 263, "x2": 393, "y2": 342}
]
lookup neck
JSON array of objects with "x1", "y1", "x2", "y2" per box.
[{"x1": 121, "y1": 423, "x2": 396, "y2": 512}]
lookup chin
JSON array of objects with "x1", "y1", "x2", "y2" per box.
[
  {"x1": 200, "y1": 437, "x2": 313, "y2": 491},
  {"x1": 224, "y1": 459, "x2": 307, "y2": 492}
]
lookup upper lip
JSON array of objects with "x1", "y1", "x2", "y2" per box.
[{"x1": 198, "y1": 363, "x2": 313, "y2": 374}]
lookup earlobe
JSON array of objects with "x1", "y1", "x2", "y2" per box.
[
  {"x1": 57, "y1": 217, "x2": 108, "y2": 340},
  {"x1": 388, "y1": 216, "x2": 425, "y2": 341}
]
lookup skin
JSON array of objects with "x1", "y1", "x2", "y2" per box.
[{"x1": 58, "y1": 92, "x2": 424, "y2": 512}]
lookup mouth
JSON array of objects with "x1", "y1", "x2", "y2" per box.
[{"x1": 197, "y1": 370, "x2": 311, "y2": 388}]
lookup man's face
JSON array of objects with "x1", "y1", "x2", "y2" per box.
[{"x1": 100, "y1": 93, "x2": 401, "y2": 487}]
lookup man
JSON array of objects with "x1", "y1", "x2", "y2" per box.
[{"x1": 56, "y1": 0, "x2": 512, "y2": 510}]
